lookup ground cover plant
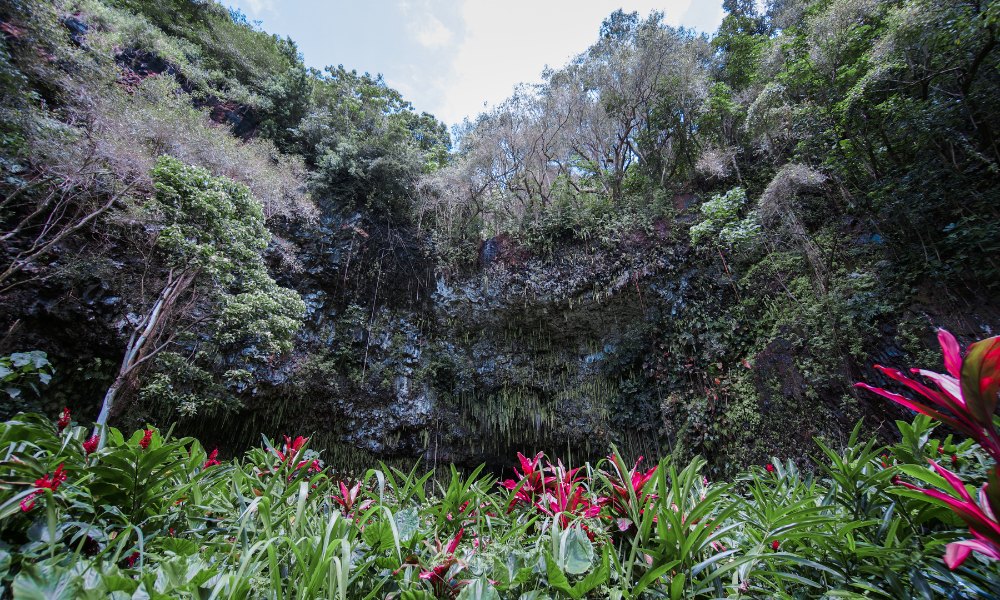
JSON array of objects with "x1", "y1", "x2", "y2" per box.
[{"x1": 0, "y1": 330, "x2": 996, "y2": 599}]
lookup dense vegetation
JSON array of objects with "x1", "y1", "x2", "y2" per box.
[
  {"x1": 1, "y1": 0, "x2": 1000, "y2": 595},
  {"x1": 0, "y1": 331, "x2": 998, "y2": 598}
]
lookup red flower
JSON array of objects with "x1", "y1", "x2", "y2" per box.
[
  {"x1": 56, "y1": 408, "x2": 71, "y2": 432},
  {"x1": 82, "y1": 435, "x2": 98, "y2": 456},
  {"x1": 766, "y1": 464, "x2": 774, "y2": 473},
  {"x1": 204, "y1": 448, "x2": 220, "y2": 468},
  {"x1": 139, "y1": 430, "x2": 152, "y2": 450},
  {"x1": 771, "y1": 540, "x2": 779, "y2": 551},
  {"x1": 952, "y1": 454, "x2": 959, "y2": 468},
  {"x1": 20, "y1": 464, "x2": 68, "y2": 512},
  {"x1": 125, "y1": 551, "x2": 140, "y2": 568}
]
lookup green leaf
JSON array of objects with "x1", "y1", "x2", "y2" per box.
[
  {"x1": 543, "y1": 552, "x2": 572, "y2": 597},
  {"x1": 456, "y1": 578, "x2": 500, "y2": 600},
  {"x1": 12, "y1": 564, "x2": 82, "y2": 600},
  {"x1": 162, "y1": 538, "x2": 199, "y2": 557},
  {"x1": 395, "y1": 507, "x2": 419, "y2": 543},
  {"x1": 669, "y1": 573, "x2": 685, "y2": 600},
  {"x1": 558, "y1": 527, "x2": 593, "y2": 575}
]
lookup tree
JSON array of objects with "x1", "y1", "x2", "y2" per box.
[
  {"x1": 94, "y1": 157, "x2": 304, "y2": 440},
  {"x1": 294, "y1": 67, "x2": 448, "y2": 218},
  {"x1": 258, "y1": 37, "x2": 313, "y2": 153}
]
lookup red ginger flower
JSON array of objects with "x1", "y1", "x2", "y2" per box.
[
  {"x1": 82, "y1": 435, "x2": 98, "y2": 456},
  {"x1": 766, "y1": 464, "x2": 774, "y2": 473},
  {"x1": 772, "y1": 540, "x2": 780, "y2": 551},
  {"x1": 139, "y1": 430, "x2": 152, "y2": 450},
  {"x1": 125, "y1": 551, "x2": 140, "y2": 568},
  {"x1": 20, "y1": 464, "x2": 68, "y2": 511},
  {"x1": 204, "y1": 448, "x2": 220, "y2": 468},
  {"x1": 56, "y1": 408, "x2": 70, "y2": 432}
]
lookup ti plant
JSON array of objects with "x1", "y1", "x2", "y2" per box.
[{"x1": 857, "y1": 328, "x2": 1000, "y2": 569}]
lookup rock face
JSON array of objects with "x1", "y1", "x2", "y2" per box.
[{"x1": 3, "y1": 197, "x2": 998, "y2": 475}]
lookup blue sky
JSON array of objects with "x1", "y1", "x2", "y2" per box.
[{"x1": 226, "y1": 1, "x2": 726, "y2": 128}]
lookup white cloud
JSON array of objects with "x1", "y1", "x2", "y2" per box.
[
  {"x1": 243, "y1": 0, "x2": 275, "y2": 15},
  {"x1": 412, "y1": 15, "x2": 454, "y2": 48},
  {"x1": 435, "y1": 0, "x2": 695, "y2": 127}
]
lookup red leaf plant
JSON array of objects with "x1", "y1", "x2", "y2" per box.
[
  {"x1": 499, "y1": 452, "x2": 551, "y2": 510},
  {"x1": 598, "y1": 453, "x2": 658, "y2": 533},
  {"x1": 856, "y1": 328, "x2": 1000, "y2": 569},
  {"x1": 272, "y1": 435, "x2": 310, "y2": 467},
  {"x1": 533, "y1": 479, "x2": 600, "y2": 529},
  {"x1": 330, "y1": 479, "x2": 374, "y2": 519},
  {"x1": 500, "y1": 453, "x2": 601, "y2": 529}
]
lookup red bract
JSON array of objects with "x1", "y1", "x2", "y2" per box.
[
  {"x1": 766, "y1": 464, "x2": 774, "y2": 473},
  {"x1": 772, "y1": 540, "x2": 779, "y2": 551},
  {"x1": 856, "y1": 329, "x2": 1000, "y2": 569},
  {"x1": 20, "y1": 464, "x2": 68, "y2": 512},
  {"x1": 125, "y1": 551, "x2": 140, "y2": 568},
  {"x1": 56, "y1": 408, "x2": 70, "y2": 432},
  {"x1": 204, "y1": 448, "x2": 220, "y2": 468},
  {"x1": 139, "y1": 430, "x2": 152, "y2": 450},
  {"x1": 82, "y1": 435, "x2": 98, "y2": 456}
]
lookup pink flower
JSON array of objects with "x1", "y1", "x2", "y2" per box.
[
  {"x1": 56, "y1": 408, "x2": 70, "y2": 432},
  {"x1": 139, "y1": 430, "x2": 152, "y2": 450}
]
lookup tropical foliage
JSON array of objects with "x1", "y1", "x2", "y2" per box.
[{"x1": 0, "y1": 327, "x2": 998, "y2": 599}]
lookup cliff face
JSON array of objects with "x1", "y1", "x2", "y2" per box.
[{"x1": 3, "y1": 180, "x2": 999, "y2": 477}]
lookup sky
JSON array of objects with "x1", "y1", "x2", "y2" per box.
[{"x1": 225, "y1": 1, "x2": 726, "y2": 129}]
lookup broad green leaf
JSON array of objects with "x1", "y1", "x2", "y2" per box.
[{"x1": 12, "y1": 564, "x2": 82, "y2": 600}]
